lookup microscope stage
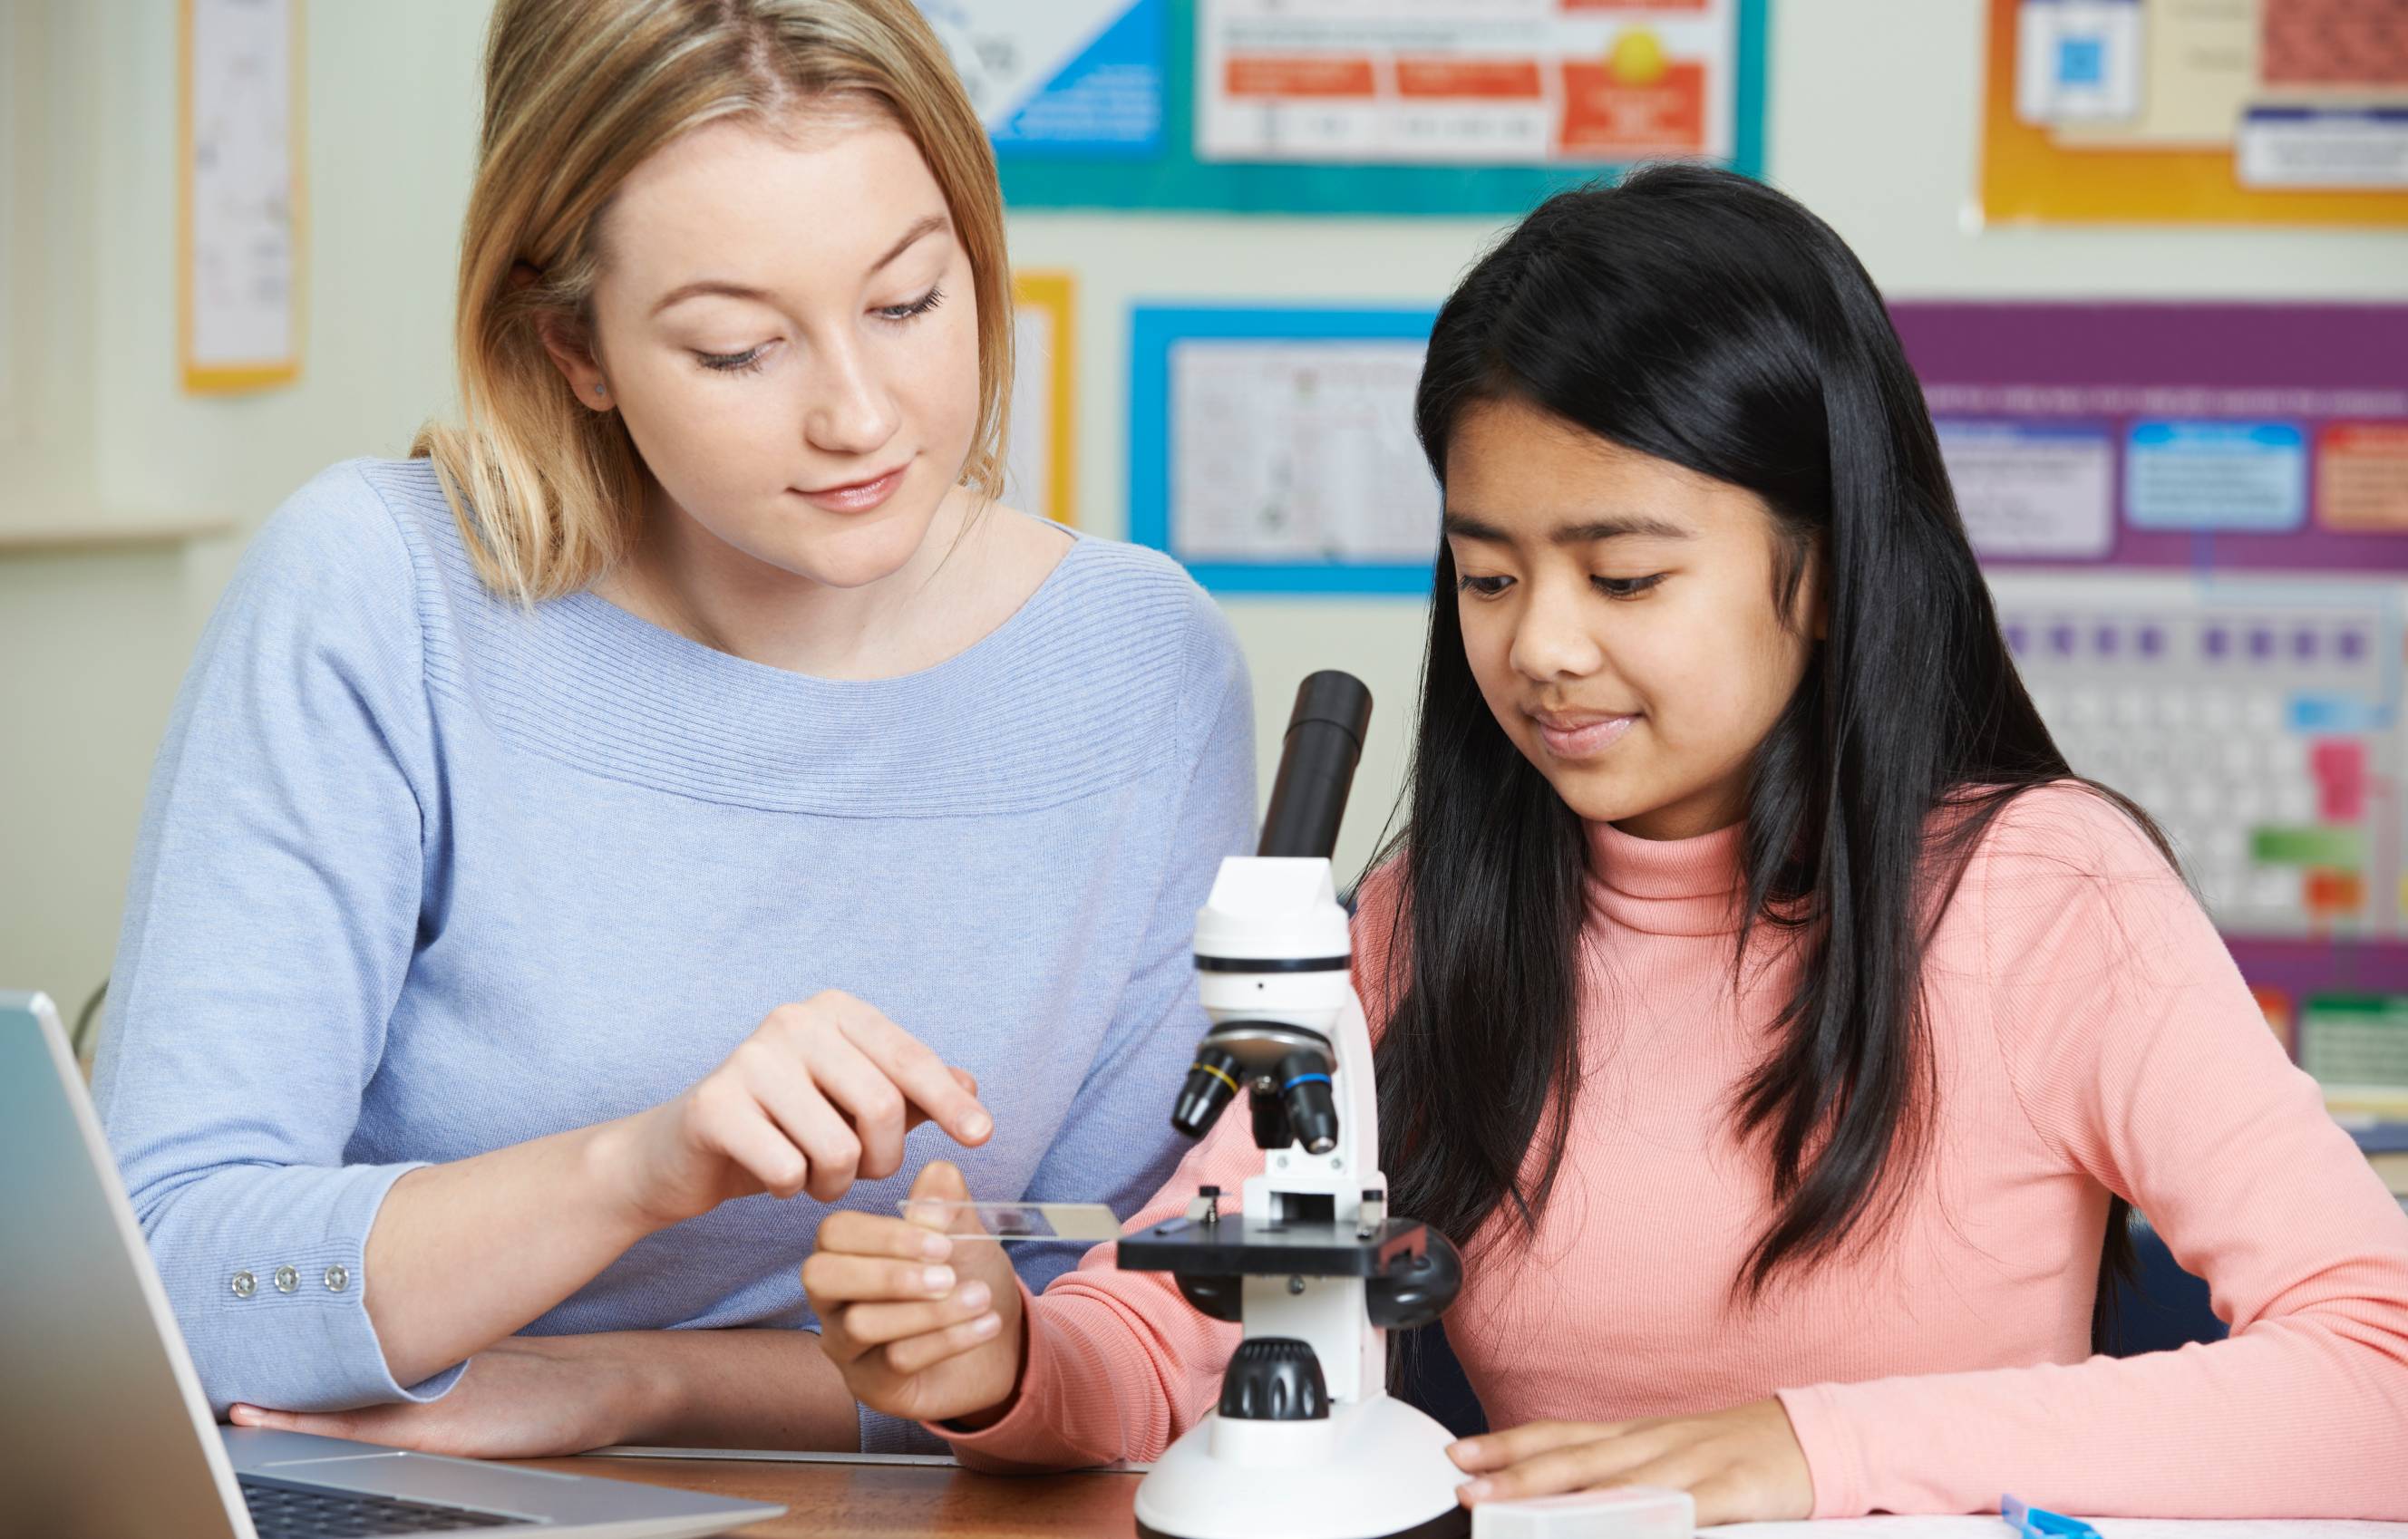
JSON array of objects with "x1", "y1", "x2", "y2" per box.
[{"x1": 1118, "y1": 1215, "x2": 1431, "y2": 1277}]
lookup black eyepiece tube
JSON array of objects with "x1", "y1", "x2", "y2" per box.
[{"x1": 1257, "y1": 672, "x2": 1374, "y2": 860}]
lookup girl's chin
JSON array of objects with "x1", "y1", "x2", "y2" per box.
[
  {"x1": 1531, "y1": 762, "x2": 1646, "y2": 826},
  {"x1": 1536, "y1": 767, "x2": 1716, "y2": 835}
]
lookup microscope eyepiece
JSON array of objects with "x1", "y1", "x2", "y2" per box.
[
  {"x1": 1276, "y1": 1050, "x2": 1340, "y2": 1157},
  {"x1": 1257, "y1": 672, "x2": 1373, "y2": 861},
  {"x1": 1170, "y1": 1045, "x2": 1244, "y2": 1140}
]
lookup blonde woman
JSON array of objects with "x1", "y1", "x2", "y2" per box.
[{"x1": 92, "y1": 0, "x2": 1252, "y2": 1458}]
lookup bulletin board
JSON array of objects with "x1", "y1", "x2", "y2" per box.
[
  {"x1": 1138, "y1": 297, "x2": 2408, "y2": 1100},
  {"x1": 1894, "y1": 300, "x2": 2408, "y2": 1113},
  {"x1": 1128, "y1": 305, "x2": 1441, "y2": 594},
  {"x1": 929, "y1": 0, "x2": 1769, "y2": 217},
  {"x1": 1007, "y1": 271, "x2": 1077, "y2": 525},
  {"x1": 179, "y1": 0, "x2": 306, "y2": 393},
  {"x1": 1982, "y1": 0, "x2": 2408, "y2": 227}
]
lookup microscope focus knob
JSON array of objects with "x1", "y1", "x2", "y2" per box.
[
  {"x1": 1174, "y1": 1272, "x2": 1244, "y2": 1323},
  {"x1": 1365, "y1": 1225, "x2": 1463, "y2": 1331},
  {"x1": 1217, "y1": 1338, "x2": 1330, "y2": 1421}
]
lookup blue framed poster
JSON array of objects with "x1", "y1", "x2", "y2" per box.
[
  {"x1": 924, "y1": 1, "x2": 1168, "y2": 159},
  {"x1": 1130, "y1": 305, "x2": 1443, "y2": 595},
  {"x1": 935, "y1": 0, "x2": 1769, "y2": 217}
]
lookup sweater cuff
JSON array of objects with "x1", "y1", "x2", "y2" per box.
[
  {"x1": 170, "y1": 1161, "x2": 464, "y2": 1417},
  {"x1": 1776, "y1": 1381, "x2": 1865, "y2": 1520}
]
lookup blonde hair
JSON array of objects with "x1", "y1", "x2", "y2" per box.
[{"x1": 413, "y1": 0, "x2": 1012, "y2": 605}]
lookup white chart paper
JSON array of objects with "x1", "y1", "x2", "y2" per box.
[
  {"x1": 1935, "y1": 421, "x2": 2117, "y2": 558},
  {"x1": 187, "y1": 0, "x2": 297, "y2": 380},
  {"x1": 1005, "y1": 298, "x2": 1055, "y2": 519},
  {"x1": 1170, "y1": 338, "x2": 1436, "y2": 563}
]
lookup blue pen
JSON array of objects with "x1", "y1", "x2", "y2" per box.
[{"x1": 2003, "y1": 1494, "x2": 2103, "y2": 1539}]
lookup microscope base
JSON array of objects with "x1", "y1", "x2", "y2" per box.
[{"x1": 1131, "y1": 1395, "x2": 1470, "y2": 1539}]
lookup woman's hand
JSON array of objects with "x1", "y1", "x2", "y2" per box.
[
  {"x1": 354, "y1": 992, "x2": 984, "y2": 1392},
  {"x1": 601, "y1": 990, "x2": 992, "y2": 1231},
  {"x1": 226, "y1": 1335, "x2": 664, "y2": 1459},
  {"x1": 802, "y1": 1161, "x2": 1026, "y2": 1428},
  {"x1": 1448, "y1": 1399, "x2": 1813, "y2": 1526}
]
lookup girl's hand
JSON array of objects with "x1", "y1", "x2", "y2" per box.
[
  {"x1": 802, "y1": 1161, "x2": 1026, "y2": 1428},
  {"x1": 601, "y1": 991, "x2": 991, "y2": 1232},
  {"x1": 226, "y1": 1335, "x2": 659, "y2": 1459},
  {"x1": 1448, "y1": 1399, "x2": 1813, "y2": 1526}
]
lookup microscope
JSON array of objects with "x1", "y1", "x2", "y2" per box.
[{"x1": 1118, "y1": 672, "x2": 1469, "y2": 1539}]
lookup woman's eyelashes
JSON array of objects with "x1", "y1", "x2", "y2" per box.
[
  {"x1": 876, "y1": 285, "x2": 945, "y2": 323},
  {"x1": 691, "y1": 287, "x2": 947, "y2": 374},
  {"x1": 695, "y1": 344, "x2": 771, "y2": 374}
]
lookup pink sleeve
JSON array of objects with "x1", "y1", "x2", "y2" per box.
[
  {"x1": 935, "y1": 865, "x2": 1413, "y2": 1472},
  {"x1": 931, "y1": 1108, "x2": 1252, "y2": 1471},
  {"x1": 1776, "y1": 788, "x2": 2408, "y2": 1519}
]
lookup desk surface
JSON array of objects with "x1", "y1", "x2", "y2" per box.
[
  {"x1": 516, "y1": 1457, "x2": 2408, "y2": 1539},
  {"x1": 517, "y1": 1455, "x2": 1141, "y2": 1538}
]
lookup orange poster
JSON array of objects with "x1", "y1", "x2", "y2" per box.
[{"x1": 1983, "y1": 0, "x2": 2408, "y2": 226}]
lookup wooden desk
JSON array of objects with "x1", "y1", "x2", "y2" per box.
[
  {"x1": 514, "y1": 1455, "x2": 1141, "y2": 1538},
  {"x1": 508, "y1": 1462, "x2": 2408, "y2": 1539}
]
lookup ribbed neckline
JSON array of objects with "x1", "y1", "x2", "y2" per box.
[
  {"x1": 1584, "y1": 818, "x2": 1748, "y2": 937},
  {"x1": 551, "y1": 528, "x2": 1082, "y2": 696},
  {"x1": 355, "y1": 458, "x2": 1199, "y2": 816}
]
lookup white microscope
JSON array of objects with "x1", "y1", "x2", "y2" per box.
[{"x1": 1118, "y1": 672, "x2": 1469, "y2": 1539}]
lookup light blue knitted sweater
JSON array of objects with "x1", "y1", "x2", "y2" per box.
[{"x1": 92, "y1": 458, "x2": 1255, "y2": 1451}]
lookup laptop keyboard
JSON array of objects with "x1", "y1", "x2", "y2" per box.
[{"x1": 238, "y1": 1474, "x2": 535, "y2": 1536}]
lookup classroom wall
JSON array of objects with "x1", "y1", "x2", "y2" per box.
[{"x1": 5, "y1": 0, "x2": 2405, "y2": 1027}]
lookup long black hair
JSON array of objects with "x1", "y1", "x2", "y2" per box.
[{"x1": 1374, "y1": 165, "x2": 2161, "y2": 1348}]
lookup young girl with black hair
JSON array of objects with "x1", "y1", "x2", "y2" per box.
[{"x1": 801, "y1": 166, "x2": 2408, "y2": 1523}]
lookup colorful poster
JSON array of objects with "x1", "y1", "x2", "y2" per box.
[
  {"x1": 943, "y1": 0, "x2": 1765, "y2": 216},
  {"x1": 1983, "y1": 0, "x2": 2408, "y2": 225},
  {"x1": 1891, "y1": 303, "x2": 2408, "y2": 569},
  {"x1": 922, "y1": 1, "x2": 1166, "y2": 158},
  {"x1": 1195, "y1": 0, "x2": 1737, "y2": 167},
  {"x1": 1895, "y1": 301, "x2": 2408, "y2": 1105}
]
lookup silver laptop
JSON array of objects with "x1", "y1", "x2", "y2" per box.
[{"x1": 0, "y1": 990, "x2": 785, "y2": 1538}]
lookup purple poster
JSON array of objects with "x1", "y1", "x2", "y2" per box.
[
  {"x1": 1888, "y1": 304, "x2": 2408, "y2": 1079},
  {"x1": 1889, "y1": 303, "x2": 2408, "y2": 573}
]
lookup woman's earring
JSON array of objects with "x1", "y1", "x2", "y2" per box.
[{"x1": 592, "y1": 382, "x2": 607, "y2": 400}]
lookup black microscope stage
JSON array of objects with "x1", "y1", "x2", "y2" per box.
[{"x1": 1118, "y1": 1214, "x2": 1431, "y2": 1278}]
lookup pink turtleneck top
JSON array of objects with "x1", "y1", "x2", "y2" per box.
[{"x1": 936, "y1": 785, "x2": 2408, "y2": 1519}]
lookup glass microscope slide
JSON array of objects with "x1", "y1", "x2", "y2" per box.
[{"x1": 896, "y1": 1199, "x2": 1125, "y2": 1243}]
